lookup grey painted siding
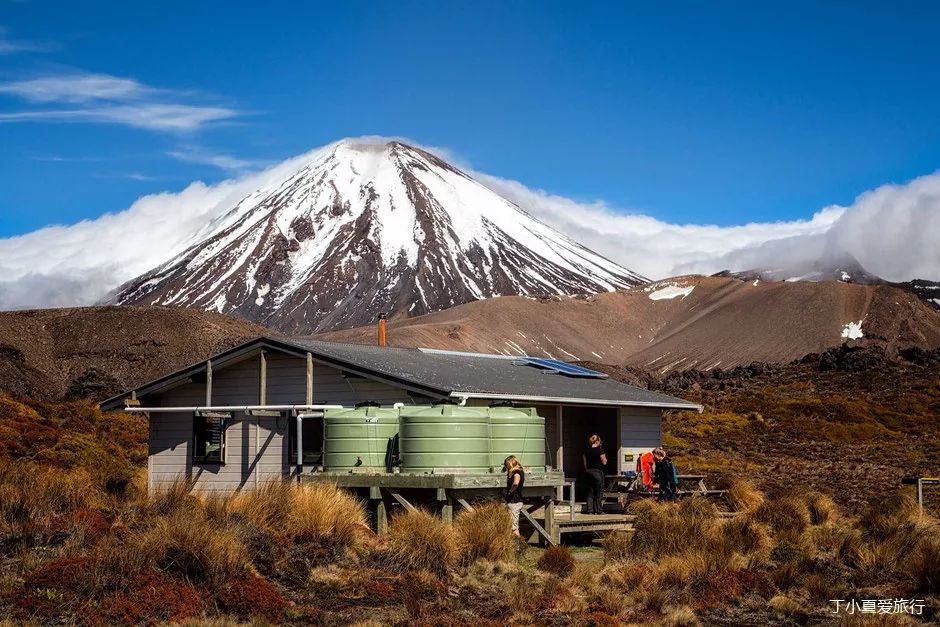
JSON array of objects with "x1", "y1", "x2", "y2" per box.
[
  {"x1": 618, "y1": 406, "x2": 662, "y2": 473},
  {"x1": 265, "y1": 352, "x2": 414, "y2": 405},
  {"x1": 149, "y1": 351, "x2": 413, "y2": 493}
]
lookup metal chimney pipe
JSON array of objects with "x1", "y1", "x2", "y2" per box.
[{"x1": 378, "y1": 313, "x2": 387, "y2": 347}]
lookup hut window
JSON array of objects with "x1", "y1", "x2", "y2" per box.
[{"x1": 193, "y1": 413, "x2": 226, "y2": 464}]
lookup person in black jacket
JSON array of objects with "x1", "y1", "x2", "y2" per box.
[
  {"x1": 652, "y1": 447, "x2": 678, "y2": 501},
  {"x1": 582, "y1": 434, "x2": 607, "y2": 514},
  {"x1": 503, "y1": 455, "x2": 525, "y2": 536}
]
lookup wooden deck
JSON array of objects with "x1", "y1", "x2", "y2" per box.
[{"x1": 527, "y1": 503, "x2": 636, "y2": 542}]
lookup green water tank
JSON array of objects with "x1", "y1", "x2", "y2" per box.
[
  {"x1": 398, "y1": 404, "x2": 491, "y2": 473},
  {"x1": 322, "y1": 406, "x2": 399, "y2": 471},
  {"x1": 488, "y1": 406, "x2": 546, "y2": 472}
]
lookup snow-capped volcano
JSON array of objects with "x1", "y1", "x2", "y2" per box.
[{"x1": 112, "y1": 139, "x2": 646, "y2": 332}]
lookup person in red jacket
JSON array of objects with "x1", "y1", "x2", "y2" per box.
[{"x1": 636, "y1": 449, "x2": 657, "y2": 491}]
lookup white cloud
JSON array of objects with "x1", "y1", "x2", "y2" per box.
[
  {"x1": 0, "y1": 71, "x2": 239, "y2": 132},
  {"x1": 0, "y1": 137, "x2": 937, "y2": 311},
  {"x1": 0, "y1": 146, "x2": 333, "y2": 309},
  {"x1": 0, "y1": 74, "x2": 148, "y2": 102},
  {"x1": 475, "y1": 173, "x2": 846, "y2": 280},
  {"x1": 0, "y1": 26, "x2": 57, "y2": 55},
  {"x1": 167, "y1": 146, "x2": 262, "y2": 174}
]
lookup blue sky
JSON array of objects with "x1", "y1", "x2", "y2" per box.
[{"x1": 2, "y1": 1, "x2": 940, "y2": 239}]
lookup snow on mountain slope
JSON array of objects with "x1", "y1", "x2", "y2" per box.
[{"x1": 111, "y1": 139, "x2": 646, "y2": 332}]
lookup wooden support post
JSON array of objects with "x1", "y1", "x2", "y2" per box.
[
  {"x1": 377, "y1": 499, "x2": 389, "y2": 534},
  {"x1": 305, "y1": 352, "x2": 313, "y2": 405},
  {"x1": 387, "y1": 488, "x2": 417, "y2": 512},
  {"x1": 205, "y1": 359, "x2": 213, "y2": 406},
  {"x1": 456, "y1": 498, "x2": 474, "y2": 512},
  {"x1": 259, "y1": 351, "x2": 267, "y2": 405},
  {"x1": 520, "y1": 507, "x2": 556, "y2": 546},
  {"x1": 544, "y1": 498, "x2": 559, "y2": 545},
  {"x1": 442, "y1": 497, "x2": 454, "y2": 524},
  {"x1": 556, "y1": 406, "x2": 564, "y2": 501}
]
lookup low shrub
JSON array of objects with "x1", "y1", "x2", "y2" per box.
[
  {"x1": 536, "y1": 545, "x2": 575, "y2": 577},
  {"x1": 216, "y1": 572, "x2": 288, "y2": 621},
  {"x1": 92, "y1": 572, "x2": 205, "y2": 625},
  {"x1": 383, "y1": 509, "x2": 457, "y2": 577},
  {"x1": 454, "y1": 501, "x2": 514, "y2": 565}
]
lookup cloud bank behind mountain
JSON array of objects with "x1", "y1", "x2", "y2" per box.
[{"x1": 1, "y1": 138, "x2": 937, "y2": 310}]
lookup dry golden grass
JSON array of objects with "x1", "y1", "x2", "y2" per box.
[
  {"x1": 602, "y1": 531, "x2": 632, "y2": 563},
  {"x1": 383, "y1": 509, "x2": 457, "y2": 577},
  {"x1": 723, "y1": 478, "x2": 764, "y2": 513},
  {"x1": 0, "y1": 460, "x2": 101, "y2": 546},
  {"x1": 133, "y1": 509, "x2": 249, "y2": 584},
  {"x1": 453, "y1": 501, "x2": 514, "y2": 565},
  {"x1": 768, "y1": 594, "x2": 804, "y2": 620},
  {"x1": 750, "y1": 494, "x2": 811, "y2": 536},
  {"x1": 148, "y1": 476, "x2": 200, "y2": 516},
  {"x1": 802, "y1": 490, "x2": 839, "y2": 526},
  {"x1": 628, "y1": 497, "x2": 720, "y2": 559},
  {"x1": 718, "y1": 516, "x2": 772, "y2": 561},
  {"x1": 662, "y1": 605, "x2": 701, "y2": 627},
  {"x1": 911, "y1": 535, "x2": 940, "y2": 593},
  {"x1": 536, "y1": 545, "x2": 575, "y2": 577},
  {"x1": 286, "y1": 482, "x2": 370, "y2": 548}
]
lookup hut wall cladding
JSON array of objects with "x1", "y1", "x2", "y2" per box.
[
  {"x1": 148, "y1": 352, "x2": 414, "y2": 492},
  {"x1": 262, "y1": 352, "x2": 414, "y2": 405},
  {"x1": 619, "y1": 406, "x2": 662, "y2": 472}
]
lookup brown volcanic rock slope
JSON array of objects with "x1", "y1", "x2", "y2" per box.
[
  {"x1": 0, "y1": 306, "x2": 267, "y2": 401},
  {"x1": 322, "y1": 276, "x2": 940, "y2": 370}
]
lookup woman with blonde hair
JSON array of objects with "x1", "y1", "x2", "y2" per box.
[
  {"x1": 582, "y1": 434, "x2": 607, "y2": 514},
  {"x1": 503, "y1": 455, "x2": 526, "y2": 536}
]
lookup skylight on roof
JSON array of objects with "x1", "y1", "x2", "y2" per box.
[{"x1": 517, "y1": 357, "x2": 608, "y2": 379}]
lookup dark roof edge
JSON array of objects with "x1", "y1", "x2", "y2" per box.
[
  {"x1": 448, "y1": 392, "x2": 703, "y2": 412},
  {"x1": 99, "y1": 335, "x2": 450, "y2": 411}
]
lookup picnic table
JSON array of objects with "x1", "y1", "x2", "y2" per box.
[{"x1": 603, "y1": 473, "x2": 725, "y2": 502}]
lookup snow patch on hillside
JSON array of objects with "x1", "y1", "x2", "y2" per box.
[
  {"x1": 648, "y1": 284, "x2": 695, "y2": 301},
  {"x1": 841, "y1": 320, "x2": 864, "y2": 340}
]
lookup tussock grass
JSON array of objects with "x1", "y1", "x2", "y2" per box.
[
  {"x1": 629, "y1": 497, "x2": 720, "y2": 558},
  {"x1": 148, "y1": 476, "x2": 200, "y2": 516},
  {"x1": 750, "y1": 494, "x2": 811, "y2": 536},
  {"x1": 911, "y1": 536, "x2": 940, "y2": 593},
  {"x1": 134, "y1": 509, "x2": 249, "y2": 584},
  {"x1": 0, "y1": 460, "x2": 100, "y2": 547},
  {"x1": 602, "y1": 531, "x2": 632, "y2": 563},
  {"x1": 718, "y1": 516, "x2": 772, "y2": 561},
  {"x1": 536, "y1": 545, "x2": 575, "y2": 577},
  {"x1": 723, "y1": 478, "x2": 764, "y2": 513},
  {"x1": 383, "y1": 509, "x2": 457, "y2": 577},
  {"x1": 453, "y1": 501, "x2": 514, "y2": 565},
  {"x1": 802, "y1": 491, "x2": 839, "y2": 526},
  {"x1": 282, "y1": 482, "x2": 369, "y2": 548},
  {"x1": 662, "y1": 605, "x2": 701, "y2": 627}
]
